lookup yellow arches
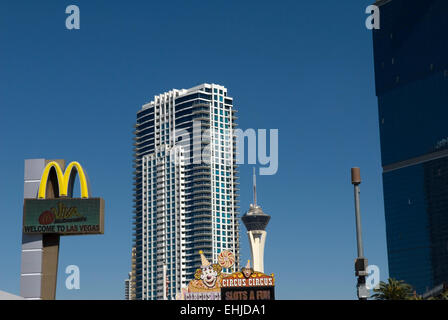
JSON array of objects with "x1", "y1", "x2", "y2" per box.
[{"x1": 37, "y1": 161, "x2": 90, "y2": 199}]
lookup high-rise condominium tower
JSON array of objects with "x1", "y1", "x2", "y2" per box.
[
  {"x1": 124, "y1": 272, "x2": 132, "y2": 300},
  {"x1": 133, "y1": 83, "x2": 240, "y2": 300},
  {"x1": 372, "y1": 0, "x2": 448, "y2": 293}
]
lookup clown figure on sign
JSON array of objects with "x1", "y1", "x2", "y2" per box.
[
  {"x1": 242, "y1": 260, "x2": 254, "y2": 279},
  {"x1": 194, "y1": 250, "x2": 222, "y2": 289}
]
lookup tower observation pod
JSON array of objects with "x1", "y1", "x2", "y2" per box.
[{"x1": 241, "y1": 169, "x2": 271, "y2": 273}]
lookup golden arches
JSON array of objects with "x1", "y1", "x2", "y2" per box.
[{"x1": 37, "y1": 161, "x2": 90, "y2": 199}]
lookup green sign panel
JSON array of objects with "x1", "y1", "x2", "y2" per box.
[{"x1": 23, "y1": 198, "x2": 104, "y2": 235}]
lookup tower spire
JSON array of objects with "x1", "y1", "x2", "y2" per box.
[{"x1": 253, "y1": 167, "x2": 257, "y2": 206}]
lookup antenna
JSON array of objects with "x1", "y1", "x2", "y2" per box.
[{"x1": 253, "y1": 167, "x2": 257, "y2": 206}]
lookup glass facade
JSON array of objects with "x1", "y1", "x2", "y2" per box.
[
  {"x1": 383, "y1": 166, "x2": 433, "y2": 292},
  {"x1": 373, "y1": 0, "x2": 448, "y2": 293}
]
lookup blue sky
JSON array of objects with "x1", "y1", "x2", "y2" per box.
[{"x1": 0, "y1": 0, "x2": 387, "y2": 299}]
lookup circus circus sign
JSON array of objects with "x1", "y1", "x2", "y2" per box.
[
  {"x1": 221, "y1": 272, "x2": 274, "y2": 288},
  {"x1": 181, "y1": 251, "x2": 275, "y2": 300},
  {"x1": 184, "y1": 291, "x2": 221, "y2": 300},
  {"x1": 221, "y1": 261, "x2": 275, "y2": 288},
  {"x1": 220, "y1": 260, "x2": 275, "y2": 300}
]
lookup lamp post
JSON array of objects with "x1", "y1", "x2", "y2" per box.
[{"x1": 351, "y1": 167, "x2": 369, "y2": 300}]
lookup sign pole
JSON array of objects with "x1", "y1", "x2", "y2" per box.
[
  {"x1": 40, "y1": 159, "x2": 64, "y2": 300},
  {"x1": 351, "y1": 167, "x2": 369, "y2": 300},
  {"x1": 41, "y1": 234, "x2": 60, "y2": 299},
  {"x1": 21, "y1": 159, "x2": 64, "y2": 300}
]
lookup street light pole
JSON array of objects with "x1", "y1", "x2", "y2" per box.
[{"x1": 351, "y1": 167, "x2": 369, "y2": 300}]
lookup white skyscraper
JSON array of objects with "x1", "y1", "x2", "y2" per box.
[
  {"x1": 133, "y1": 84, "x2": 240, "y2": 300},
  {"x1": 124, "y1": 272, "x2": 132, "y2": 300}
]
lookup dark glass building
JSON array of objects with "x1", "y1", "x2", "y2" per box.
[{"x1": 373, "y1": 0, "x2": 448, "y2": 293}]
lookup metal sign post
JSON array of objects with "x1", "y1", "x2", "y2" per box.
[{"x1": 351, "y1": 167, "x2": 369, "y2": 300}]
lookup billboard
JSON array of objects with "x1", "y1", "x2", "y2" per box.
[
  {"x1": 23, "y1": 198, "x2": 104, "y2": 235},
  {"x1": 181, "y1": 251, "x2": 276, "y2": 301},
  {"x1": 20, "y1": 159, "x2": 105, "y2": 300},
  {"x1": 221, "y1": 286, "x2": 275, "y2": 300},
  {"x1": 221, "y1": 262, "x2": 275, "y2": 300}
]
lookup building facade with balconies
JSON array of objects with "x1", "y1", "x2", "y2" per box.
[{"x1": 133, "y1": 83, "x2": 240, "y2": 300}]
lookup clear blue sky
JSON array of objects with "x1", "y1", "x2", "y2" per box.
[{"x1": 0, "y1": 0, "x2": 387, "y2": 299}]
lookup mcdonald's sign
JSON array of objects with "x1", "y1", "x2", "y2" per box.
[
  {"x1": 38, "y1": 161, "x2": 90, "y2": 199},
  {"x1": 23, "y1": 161, "x2": 104, "y2": 235}
]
